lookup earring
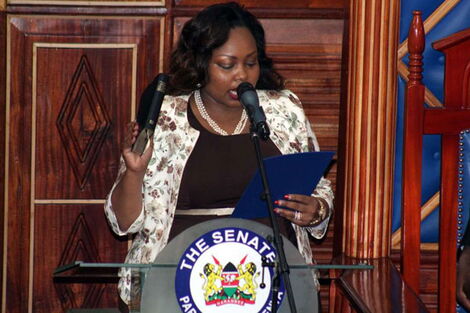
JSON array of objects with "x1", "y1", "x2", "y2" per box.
[{"x1": 196, "y1": 83, "x2": 202, "y2": 88}]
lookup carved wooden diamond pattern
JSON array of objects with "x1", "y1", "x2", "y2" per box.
[
  {"x1": 57, "y1": 55, "x2": 111, "y2": 189},
  {"x1": 54, "y1": 213, "x2": 104, "y2": 310}
]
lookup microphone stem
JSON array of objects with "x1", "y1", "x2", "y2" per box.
[{"x1": 249, "y1": 128, "x2": 297, "y2": 313}]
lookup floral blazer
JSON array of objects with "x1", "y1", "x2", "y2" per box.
[{"x1": 104, "y1": 89, "x2": 334, "y2": 303}]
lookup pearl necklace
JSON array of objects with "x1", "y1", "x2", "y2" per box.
[{"x1": 194, "y1": 89, "x2": 248, "y2": 136}]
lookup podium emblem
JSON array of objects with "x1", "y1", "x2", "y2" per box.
[{"x1": 175, "y1": 227, "x2": 285, "y2": 313}]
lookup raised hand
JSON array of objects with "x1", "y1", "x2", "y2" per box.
[{"x1": 121, "y1": 121, "x2": 154, "y2": 173}]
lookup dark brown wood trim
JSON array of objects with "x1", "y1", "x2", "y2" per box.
[
  {"x1": 333, "y1": 0, "x2": 349, "y2": 257},
  {"x1": 0, "y1": 11, "x2": 6, "y2": 311},
  {"x1": 170, "y1": 6, "x2": 346, "y2": 19},
  {"x1": 6, "y1": 5, "x2": 167, "y2": 15}
]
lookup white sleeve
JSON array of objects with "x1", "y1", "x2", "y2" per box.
[{"x1": 103, "y1": 156, "x2": 145, "y2": 236}]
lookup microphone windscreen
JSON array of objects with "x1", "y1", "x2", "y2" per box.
[
  {"x1": 136, "y1": 73, "x2": 169, "y2": 129},
  {"x1": 145, "y1": 74, "x2": 169, "y2": 130},
  {"x1": 237, "y1": 82, "x2": 255, "y2": 99},
  {"x1": 236, "y1": 82, "x2": 270, "y2": 140},
  {"x1": 131, "y1": 73, "x2": 168, "y2": 155}
]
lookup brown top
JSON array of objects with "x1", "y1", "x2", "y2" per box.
[{"x1": 170, "y1": 102, "x2": 297, "y2": 245}]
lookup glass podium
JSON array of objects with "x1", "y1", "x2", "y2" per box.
[
  {"x1": 54, "y1": 261, "x2": 373, "y2": 313},
  {"x1": 53, "y1": 219, "x2": 373, "y2": 313}
]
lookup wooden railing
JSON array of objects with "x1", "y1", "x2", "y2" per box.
[
  {"x1": 401, "y1": 11, "x2": 470, "y2": 313},
  {"x1": 401, "y1": 10, "x2": 426, "y2": 297},
  {"x1": 332, "y1": 11, "x2": 470, "y2": 313}
]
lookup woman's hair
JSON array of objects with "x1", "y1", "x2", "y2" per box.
[{"x1": 167, "y1": 2, "x2": 284, "y2": 95}]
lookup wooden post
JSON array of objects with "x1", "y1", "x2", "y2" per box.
[
  {"x1": 340, "y1": 0, "x2": 400, "y2": 258},
  {"x1": 401, "y1": 11, "x2": 425, "y2": 295}
]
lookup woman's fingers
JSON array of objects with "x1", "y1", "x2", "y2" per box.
[
  {"x1": 140, "y1": 137, "x2": 154, "y2": 163},
  {"x1": 274, "y1": 194, "x2": 324, "y2": 226},
  {"x1": 122, "y1": 121, "x2": 140, "y2": 151},
  {"x1": 120, "y1": 121, "x2": 154, "y2": 173},
  {"x1": 273, "y1": 207, "x2": 308, "y2": 226},
  {"x1": 282, "y1": 194, "x2": 312, "y2": 204}
]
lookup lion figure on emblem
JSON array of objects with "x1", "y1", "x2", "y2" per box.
[
  {"x1": 236, "y1": 262, "x2": 260, "y2": 300},
  {"x1": 200, "y1": 263, "x2": 224, "y2": 301}
]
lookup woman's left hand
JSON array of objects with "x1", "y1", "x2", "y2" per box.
[{"x1": 274, "y1": 194, "x2": 328, "y2": 227}]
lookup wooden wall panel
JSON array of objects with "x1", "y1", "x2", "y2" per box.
[
  {"x1": 0, "y1": 10, "x2": 5, "y2": 312},
  {"x1": 7, "y1": 0, "x2": 164, "y2": 7},
  {"x1": 34, "y1": 46, "x2": 134, "y2": 198},
  {"x1": 5, "y1": 15, "x2": 164, "y2": 313},
  {"x1": 262, "y1": 18, "x2": 343, "y2": 266},
  {"x1": 34, "y1": 204, "x2": 124, "y2": 312},
  {"x1": 174, "y1": 0, "x2": 346, "y2": 9}
]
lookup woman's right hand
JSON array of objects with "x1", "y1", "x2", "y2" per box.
[
  {"x1": 121, "y1": 121, "x2": 154, "y2": 173},
  {"x1": 110, "y1": 121, "x2": 153, "y2": 232}
]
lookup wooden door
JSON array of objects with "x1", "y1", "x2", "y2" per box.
[{"x1": 5, "y1": 15, "x2": 164, "y2": 312}]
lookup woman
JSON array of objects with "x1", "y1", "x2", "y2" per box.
[{"x1": 105, "y1": 1, "x2": 334, "y2": 307}]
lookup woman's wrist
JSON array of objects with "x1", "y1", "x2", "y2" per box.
[
  {"x1": 123, "y1": 167, "x2": 147, "y2": 181},
  {"x1": 308, "y1": 197, "x2": 329, "y2": 226}
]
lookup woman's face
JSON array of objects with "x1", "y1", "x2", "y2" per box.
[{"x1": 201, "y1": 26, "x2": 260, "y2": 110}]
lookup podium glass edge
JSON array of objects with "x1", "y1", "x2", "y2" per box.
[
  {"x1": 53, "y1": 261, "x2": 373, "y2": 276},
  {"x1": 53, "y1": 261, "x2": 83, "y2": 275}
]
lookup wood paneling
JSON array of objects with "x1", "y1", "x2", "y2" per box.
[
  {"x1": 34, "y1": 46, "x2": 133, "y2": 198},
  {"x1": 5, "y1": 5, "x2": 167, "y2": 15},
  {"x1": 0, "y1": 10, "x2": 6, "y2": 312},
  {"x1": 35, "y1": 204, "x2": 122, "y2": 312},
  {"x1": 174, "y1": 0, "x2": 347, "y2": 9},
  {"x1": 5, "y1": 15, "x2": 164, "y2": 312},
  {"x1": 7, "y1": 0, "x2": 165, "y2": 7},
  {"x1": 262, "y1": 17, "x2": 343, "y2": 312}
]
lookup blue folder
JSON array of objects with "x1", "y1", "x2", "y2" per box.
[{"x1": 231, "y1": 151, "x2": 335, "y2": 219}]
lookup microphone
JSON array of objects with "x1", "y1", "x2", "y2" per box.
[
  {"x1": 132, "y1": 73, "x2": 169, "y2": 155},
  {"x1": 237, "y1": 82, "x2": 270, "y2": 140}
]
